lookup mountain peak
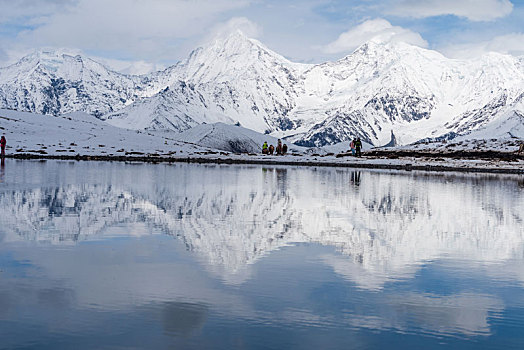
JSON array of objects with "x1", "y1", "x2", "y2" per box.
[
  {"x1": 20, "y1": 48, "x2": 84, "y2": 66},
  {"x1": 354, "y1": 39, "x2": 415, "y2": 55},
  {"x1": 213, "y1": 29, "x2": 251, "y2": 44},
  {"x1": 3, "y1": 48, "x2": 128, "y2": 79},
  {"x1": 179, "y1": 29, "x2": 293, "y2": 82},
  {"x1": 347, "y1": 38, "x2": 446, "y2": 66},
  {"x1": 204, "y1": 29, "x2": 265, "y2": 57},
  {"x1": 0, "y1": 48, "x2": 90, "y2": 77},
  {"x1": 35, "y1": 48, "x2": 82, "y2": 59}
]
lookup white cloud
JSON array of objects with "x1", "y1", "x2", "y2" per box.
[
  {"x1": 93, "y1": 57, "x2": 166, "y2": 75},
  {"x1": 205, "y1": 17, "x2": 262, "y2": 42},
  {"x1": 441, "y1": 33, "x2": 524, "y2": 58},
  {"x1": 0, "y1": 0, "x2": 78, "y2": 24},
  {"x1": 0, "y1": 47, "x2": 8, "y2": 63},
  {"x1": 4, "y1": 0, "x2": 251, "y2": 64},
  {"x1": 323, "y1": 18, "x2": 428, "y2": 54},
  {"x1": 389, "y1": 0, "x2": 513, "y2": 22},
  {"x1": 0, "y1": 0, "x2": 522, "y2": 68}
]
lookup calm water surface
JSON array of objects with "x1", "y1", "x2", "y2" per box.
[{"x1": 0, "y1": 159, "x2": 523, "y2": 349}]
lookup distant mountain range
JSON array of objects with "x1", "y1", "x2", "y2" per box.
[{"x1": 1, "y1": 31, "x2": 523, "y2": 147}]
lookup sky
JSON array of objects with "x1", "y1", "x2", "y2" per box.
[{"x1": 0, "y1": 0, "x2": 523, "y2": 74}]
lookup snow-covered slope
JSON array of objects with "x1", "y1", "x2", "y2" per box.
[
  {"x1": 0, "y1": 108, "x2": 213, "y2": 156},
  {"x1": 1, "y1": 34, "x2": 523, "y2": 147},
  {"x1": 172, "y1": 122, "x2": 303, "y2": 153},
  {"x1": 103, "y1": 83, "x2": 217, "y2": 132}
]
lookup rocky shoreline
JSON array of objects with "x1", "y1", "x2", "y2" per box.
[{"x1": 3, "y1": 150, "x2": 523, "y2": 175}]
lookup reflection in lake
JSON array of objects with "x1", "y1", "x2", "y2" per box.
[{"x1": 0, "y1": 159, "x2": 523, "y2": 349}]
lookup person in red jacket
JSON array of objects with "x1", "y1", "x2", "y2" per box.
[{"x1": 0, "y1": 136, "x2": 6, "y2": 157}]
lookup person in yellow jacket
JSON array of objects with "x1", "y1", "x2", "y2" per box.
[{"x1": 262, "y1": 141, "x2": 269, "y2": 154}]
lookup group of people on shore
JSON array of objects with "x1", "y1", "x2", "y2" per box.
[
  {"x1": 262, "y1": 137, "x2": 362, "y2": 156},
  {"x1": 349, "y1": 138, "x2": 362, "y2": 157},
  {"x1": 262, "y1": 139, "x2": 287, "y2": 155}
]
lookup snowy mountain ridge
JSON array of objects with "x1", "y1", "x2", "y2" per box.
[{"x1": 1, "y1": 32, "x2": 523, "y2": 147}]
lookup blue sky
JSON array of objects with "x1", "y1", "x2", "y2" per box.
[{"x1": 0, "y1": 0, "x2": 523, "y2": 73}]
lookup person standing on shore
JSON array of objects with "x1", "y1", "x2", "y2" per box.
[
  {"x1": 350, "y1": 139, "x2": 356, "y2": 156},
  {"x1": 276, "y1": 139, "x2": 282, "y2": 155},
  {"x1": 0, "y1": 136, "x2": 6, "y2": 157},
  {"x1": 262, "y1": 141, "x2": 269, "y2": 154},
  {"x1": 355, "y1": 138, "x2": 362, "y2": 157}
]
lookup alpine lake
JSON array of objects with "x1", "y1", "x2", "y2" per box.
[{"x1": 0, "y1": 159, "x2": 523, "y2": 350}]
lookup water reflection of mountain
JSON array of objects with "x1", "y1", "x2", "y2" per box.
[
  {"x1": 1, "y1": 167, "x2": 522, "y2": 287},
  {"x1": 346, "y1": 292, "x2": 504, "y2": 337}
]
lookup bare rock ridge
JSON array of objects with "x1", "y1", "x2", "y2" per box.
[{"x1": 0, "y1": 31, "x2": 523, "y2": 147}]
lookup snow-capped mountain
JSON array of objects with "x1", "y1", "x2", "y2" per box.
[
  {"x1": 1, "y1": 33, "x2": 523, "y2": 147},
  {"x1": 0, "y1": 50, "x2": 152, "y2": 117},
  {"x1": 172, "y1": 31, "x2": 308, "y2": 133},
  {"x1": 289, "y1": 41, "x2": 524, "y2": 146},
  {"x1": 105, "y1": 31, "x2": 308, "y2": 133}
]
